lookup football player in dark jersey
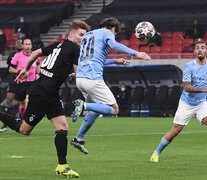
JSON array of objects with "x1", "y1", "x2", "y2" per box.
[{"x1": 0, "y1": 20, "x2": 90, "y2": 178}]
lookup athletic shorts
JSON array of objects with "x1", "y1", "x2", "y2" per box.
[
  {"x1": 7, "y1": 82, "x2": 16, "y2": 93},
  {"x1": 24, "y1": 94, "x2": 65, "y2": 127},
  {"x1": 13, "y1": 82, "x2": 34, "y2": 101},
  {"x1": 173, "y1": 99, "x2": 207, "y2": 125},
  {"x1": 76, "y1": 78, "x2": 116, "y2": 105}
]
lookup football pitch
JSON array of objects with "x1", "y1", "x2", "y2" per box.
[{"x1": 0, "y1": 117, "x2": 207, "y2": 180}]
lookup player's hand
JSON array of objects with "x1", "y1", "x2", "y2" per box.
[
  {"x1": 117, "y1": 58, "x2": 130, "y2": 65},
  {"x1": 69, "y1": 72, "x2": 76, "y2": 81},
  {"x1": 15, "y1": 69, "x2": 29, "y2": 83},
  {"x1": 137, "y1": 52, "x2": 151, "y2": 60},
  {"x1": 35, "y1": 73, "x2": 40, "y2": 80}
]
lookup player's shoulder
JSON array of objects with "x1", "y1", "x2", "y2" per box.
[
  {"x1": 12, "y1": 51, "x2": 22, "y2": 58},
  {"x1": 91, "y1": 29, "x2": 112, "y2": 35},
  {"x1": 185, "y1": 60, "x2": 195, "y2": 67}
]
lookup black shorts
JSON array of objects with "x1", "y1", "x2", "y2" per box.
[
  {"x1": 24, "y1": 94, "x2": 65, "y2": 127},
  {"x1": 13, "y1": 82, "x2": 34, "y2": 101},
  {"x1": 7, "y1": 82, "x2": 16, "y2": 94}
]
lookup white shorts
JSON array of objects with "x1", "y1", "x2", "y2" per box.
[
  {"x1": 76, "y1": 78, "x2": 116, "y2": 105},
  {"x1": 173, "y1": 99, "x2": 207, "y2": 125}
]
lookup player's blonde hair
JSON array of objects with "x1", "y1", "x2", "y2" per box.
[{"x1": 68, "y1": 20, "x2": 90, "y2": 34}]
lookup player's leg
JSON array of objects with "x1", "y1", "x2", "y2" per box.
[
  {"x1": 150, "y1": 100, "x2": 195, "y2": 162},
  {"x1": 18, "y1": 95, "x2": 28, "y2": 119},
  {"x1": 71, "y1": 111, "x2": 100, "y2": 154},
  {"x1": 196, "y1": 101, "x2": 207, "y2": 126},
  {"x1": 72, "y1": 78, "x2": 118, "y2": 122},
  {"x1": 48, "y1": 96, "x2": 79, "y2": 177},
  {"x1": 0, "y1": 85, "x2": 16, "y2": 132}
]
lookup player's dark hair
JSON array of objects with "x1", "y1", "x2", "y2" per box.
[
  {"x1": 22, "y1": 37, "x2": 31, "y2": 44},
  {"x1": 68, "y1": 20, "x2": 90, "y2": 33},
  {"x1": 194, "y1": 40, "x2": 206, "y2": 47},
  {"x1": 99, "y1": 17, "x2": 120, "y2": 33}
]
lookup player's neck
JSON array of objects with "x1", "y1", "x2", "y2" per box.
[
  {"x1": 196, "y1": 58, "x2": 206, "y2": 65},
  {"x1": 22, "y1": 50, "x2": 31, "y2": 56}
]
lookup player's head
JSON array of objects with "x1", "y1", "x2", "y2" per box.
[
  {"x1": 194, "y1": 41, "x2": 207, "y2": 61},
  {"x1": 67, "y1": 20, "x2": 90, "y2": 46},
  {"x1": 100, "y1": 17, "x2": 120, "y2": 34},
  {"x1": 15, "y1": 39, "x2": 23, "y2": 52},
  {"x1": 22, "y1": 38, "x2": 32, "y2": 55}
]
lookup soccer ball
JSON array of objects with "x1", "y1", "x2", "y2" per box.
[{"x1": 135, "y1": 21, "x2": 156, "y2": 41}]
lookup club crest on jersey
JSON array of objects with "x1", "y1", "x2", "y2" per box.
[
  {"x1": 29, "y1": 114, "x2": 35, "y2": 122},
  {"x1": 183, "y1": 72, "x2": 187, "y2": 78}
]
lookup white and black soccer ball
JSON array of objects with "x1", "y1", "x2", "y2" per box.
[{"x1": 135, "y1": 21, "x2": 156, "y2": 41}]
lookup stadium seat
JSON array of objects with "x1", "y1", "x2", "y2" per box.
[
  {"x1": 150, "y1": 46, "x2": 161, "y2": 59},
  {"x1": 161, "y1": 32, "x2": 172, "y2": 38},
  {"x1": 149, "y1": 85, "x2": 169, "y2": 116},
  {"x1": 171, "y1": 44, "x2": 182, "y2": 58},
  {"x1": 142, "y1": 86, "x2": 156, "y2": 106},
  {"x1": 171, "y1": 44, "x2": 182, "y2": 52},
  {"x1": 172, "y1": 31, "x2": 183, "y2": 37},
  {"x1": 160, "y1": 46, "x2": 171, "y2": 59},
  {"x1": 150, "y1": 46, "x2": 160, "y2": 53},
  {"x1": 161, "y1": 86, "x2": 182, "y2": 116},
  {"x1": 162, "y1": 37, "x2": 172, "y2": 45},
  {"x1": 120, "y1": 40, "x2": 130, "y2": 46},
  {"x1": 129, "y1": 86, "x2": 144, "y2": 105},
  {"x1": 182, "y1": 38, "x2": 193, "y2": 45},
  {"x1": 139, "y1": 46, "x2": 150, "y2": 53},
  {"x1": 181, "y1": 54, "x2": 193, "y2": 59}
]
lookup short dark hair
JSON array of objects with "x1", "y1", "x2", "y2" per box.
[
  {"x1": 99, "y1": 17, "x2": 120, "y2": 33},
  {"x1": 68, "y1": 20, "x2": 90, "y2": 33},
  {"x1": 194, "y1": 40, "x2": 206, "y2": 48},
  {"x1": 22, "y1": 38, "x2": 31, "y2": 44}
]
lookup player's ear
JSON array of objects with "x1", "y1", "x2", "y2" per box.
[{"x1": 111, "y1": 27, "x2": 116, "y2": 35}]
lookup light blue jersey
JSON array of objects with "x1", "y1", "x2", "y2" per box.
[
  {"x1": 181, "y1": 60, "x2": 207, "y2": 106},
  {"x1": 76, "y1": 29, "x2": 138, "y2": 80}
]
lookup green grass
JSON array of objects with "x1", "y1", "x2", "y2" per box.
[{"x1": 0, "y1": 117, "x2": 207, "y2": 180}]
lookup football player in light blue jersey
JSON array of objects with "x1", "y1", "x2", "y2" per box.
[
  {"x1": 150, "y1": 41, "x2": 207, "y2": 163},
  {"x1": 71, "y1": 17, "x2": 151, "y2": 154}
]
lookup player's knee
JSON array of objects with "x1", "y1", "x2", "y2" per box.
[
  {"x1": 171, "y1": 124, "x2": 183, "y2": 136},
  {"x1": 55, "y1": 129, "x2": 68, "y2": 136},
  {"x1": 201, "y1": 117, "x2": 207, "y2": 125},
  {"x1": 19, "y1": 121, "x2": 32, "y2": 135},
  {"x1": 19, "y1": 127, "x2": 31, "y2": 135}
]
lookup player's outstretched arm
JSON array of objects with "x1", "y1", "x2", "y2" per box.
[
  {"x1": 116, "y1": 58, "x2": 130, "y2": 65},
  {"x1": 108, "y1": 39, "x2": 151, "y2": 60},
  {"x1": 136, "y1": 52, "x2": 151, "y2": 60}
]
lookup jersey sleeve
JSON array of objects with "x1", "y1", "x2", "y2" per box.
[
  {"x1": 41, "y1": 42, "x2": 60, "y2": 56},
  {"x1": 72, "y1": 45, "x2": 79, "y2": 65},
  {"x1": 10, "y1": 52, "x2": 19, "y2": 67},
  {"x1": 7, "y1": 52, "x2": 15, "y2": 67},
  {"x1": 182, "y1": 64, "x2": 191, "y2": 82},
  {"x1": 104, "y1": 31, "x2": 138, "y2": 56}
]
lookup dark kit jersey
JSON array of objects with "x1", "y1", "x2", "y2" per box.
[{"x1": 30, "y1": 40, "x2": 79, "y2": 96}]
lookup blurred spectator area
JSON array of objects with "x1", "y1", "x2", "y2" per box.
[
  {"x1": 107, "y1": 31, "x2": 207, "y2": 59},
  {"x1": 0, "y1": 1, "x2": 75, "y2": 53}
]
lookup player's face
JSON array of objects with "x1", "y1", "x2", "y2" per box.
[
  {"x1": 15, "y1": 41, "x2": 22, "y2": 51},
  {"x1": 70, "y1": 28, "x2": 86, "y2": 46},
  {"x1": 194, "y1": 43, "x2": 207, "y2": 61},
  {"x1": 22, "y1": 39, "x2": 32, "y2": 54}
]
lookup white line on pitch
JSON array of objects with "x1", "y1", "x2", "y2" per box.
[{"x1": 0, "y1": 130, "x2": 207, "y2": 140}]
